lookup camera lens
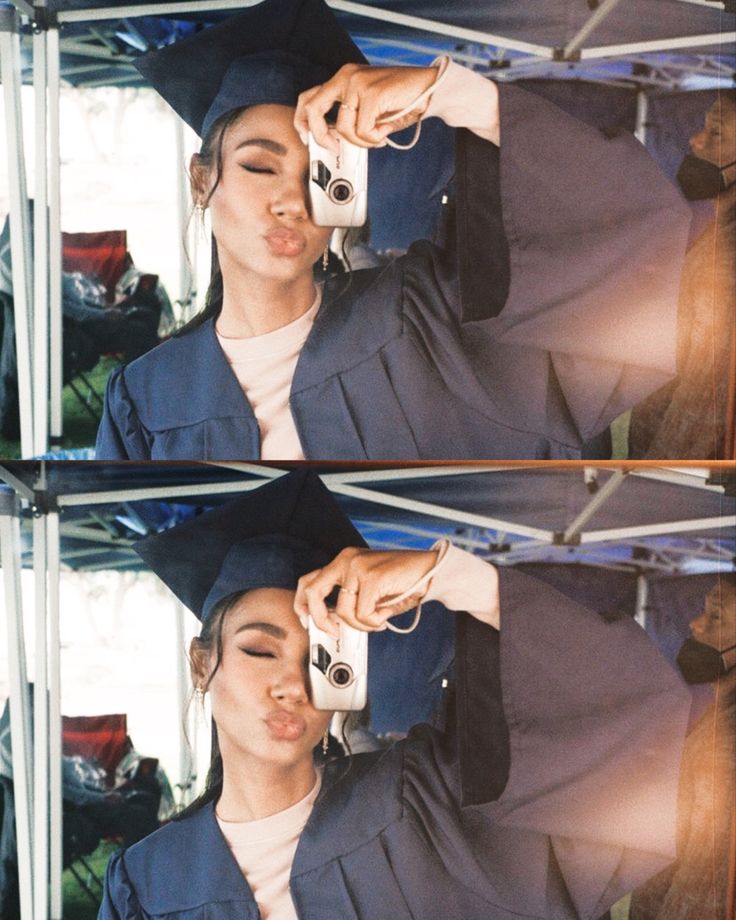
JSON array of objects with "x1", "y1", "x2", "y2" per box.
[
  {"x1": 329, "y1": 664, "x2": 353, "y2": 687},
  {"x1": 330, "y1": 180, "x2": 353, "y2": 203}
]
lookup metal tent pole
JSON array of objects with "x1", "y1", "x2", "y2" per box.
[
  {"x1": 562, "y1": 470, "x2": 627, "y2": 543},
  {"x1": 46, "y1": 510, "x2": 62, "y2": 920},
  {"x1": 563, "y1": 0, "x2": 624, "y2": 58},
  {"x1": 582, "y1": 32, "x2": 736, "y2": 59},
  {"x1": 635, "y1": 573, "x2": 649, "y2": 629},
  {"x1": 175, "y1": 116, "x2": 195, "y2": 324},
  {"x1": 47, "y1": 27, "x2": 63, "y2": 448},
  {"x1": 32, "y1": 17, "x2": 50, "y2": 456},
  {"x1": 0, "y1": 488, "x2": 34, "y2": 920},
  {"x1": 174, "y1": 598, "x2": 195, "y2": 806},
  {"x1": 327, "y1": 481, "x2": 554, "y2": 542},
  {"x1": 32, "y1": 466, "x2": 49, "y2": 920},
  {"x1": 635, "y1": 88, "x2": 649, "y2": 145},
  {"x1": 0, "y1": 8, "x2": 34, "y2": 457},
  {"x1": 581, "y1": 515, "x2": 736, "y2": 543}
]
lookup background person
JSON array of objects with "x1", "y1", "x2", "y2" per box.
[
  {"x1": 99, "y1": 470, "x2": 690, "y2": 920},
  {"x1": 629, "y1": 91, "x2": 736, "y2": 460},
  {"x1": 95, "y1": 0, "x2": 690, "y2": 462},
  {"x1": 630, "y1": 575, "x2": 736, "y2": 920}
]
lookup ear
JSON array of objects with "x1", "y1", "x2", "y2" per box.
[
  {"x1": 189, "y1": 637, "x2": 211, "y2": 689},
  {"x1": 189, "y1": 153, "x2": 211, "y2": 207}
]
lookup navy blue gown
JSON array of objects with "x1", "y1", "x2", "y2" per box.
[
  {"x1": 95, "y1": 84, "x2": 690, "y2": 461},
  {"x1": 98, "y1": 568, "x2": 690, "y2": 919}
]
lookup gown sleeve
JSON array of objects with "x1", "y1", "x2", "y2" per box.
[
  {"x1": 450, "y1": 566, "x2": 691, "y2": 919},
  {"x1": 95, "y1": 366, "x2": 151, "y2": 460},
  {"x1": 417, "y1": 82, "x2": 692, "y2": 445},
  {"x1": 97, "y1": 850, "x2": 144, "y2": 920}
]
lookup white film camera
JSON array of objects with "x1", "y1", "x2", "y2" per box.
[
  {"x1": 308, "y1": 616, "x2": 368, "y2": 710},
  {"x1": 308, "y1": 132, "x2": 368, "y2": 227}
]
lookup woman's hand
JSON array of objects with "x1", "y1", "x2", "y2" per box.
[
  {"x1": 294, "y1": 547, "x2": 439, "y2": 636},
  {"x1": 294, "y1": 63, "x2": 439, "y2": 153}
]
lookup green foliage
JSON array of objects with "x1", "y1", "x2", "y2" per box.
[{"x1": 62, "y1": 840, "x2": 118, "y2": 919}]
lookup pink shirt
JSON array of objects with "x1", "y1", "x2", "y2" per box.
[
  {"x1": 215, "y1": 289, "x2": 321, "y2": 460},
  {"x1": 216, "y1": 771, "x2": 322, "y2": 920}
]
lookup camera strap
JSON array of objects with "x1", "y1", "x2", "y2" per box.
[
  {"x1": 378, "y1": 537, "x2": 453, "y2": 634},
  {"x1": 377, "y1": 54, "x2": 452, "y2": 151}
]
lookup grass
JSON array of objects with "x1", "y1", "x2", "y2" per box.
[
  {"x1": 63, "y1": 840, "x2": 118, "y2": 919},
  {"x1": 0, "y1": 358, "x2": 115, "y2": 459}
]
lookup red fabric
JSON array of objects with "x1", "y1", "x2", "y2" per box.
[
  {"x1": 62, "y1": 230, "x2": 130, "y2": 298},
  {"x1": 62, "y1": 713, "x2": 131, "y2": 781}
]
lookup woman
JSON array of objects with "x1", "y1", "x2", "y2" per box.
[
  {"x1": 99, "y1": 470, "x2": 690, "y2": 920},
  {"x1": 95, "y1": 0, "x2": 690, "y2": 462}
]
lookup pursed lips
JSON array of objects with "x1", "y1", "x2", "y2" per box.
[
  {"x1": 264, "y1": 708, "x2": 308, "y2": 740},
  {"x1": 264, "y1": 227, "x2": 308, "y2": 256}
]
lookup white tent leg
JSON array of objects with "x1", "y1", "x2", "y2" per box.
[
  {"x1": 175, "y1": 117, "x2": 195, "y2": 324},
  {"x1": 47, "y1": 510, "x2": 62, "y2": 920},
  {"x1": 33, "y1": 25, "x2": 50, "y2": 457},
  {"x1": 175, "y1": 598, "x2": 195, "y2": 806},
  {"x1": 47, "y1": 28, "x2": 63, "y2": 449},
  {"x1": 0, "y1": 488, "x2": 34, "y2": 920},
  {"x1": 0, "y1": 8, "x2": 34, "y2": 458},
  {"x1": 635, "y1": 573, "x2": 649, "y2": 629},
  {"x1": 635, "y1": 88, "x2": 649, "y2": 145},
  {"x1": 33, "y1": 493, "x2": 49, "y2": 920}
]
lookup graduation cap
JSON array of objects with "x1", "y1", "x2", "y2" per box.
[
  {"x1": 135, "y1": 0, "x2": 368, "y2": 138},
  {"x1": 134, "y1": 469, "x2": 367, "y2": 623}
]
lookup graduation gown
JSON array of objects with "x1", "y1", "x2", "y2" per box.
[
  {"x1": 95, "y1": 84, "x2": 690, "y2": 461},
  {"x1": 98, "y1": 569, "x2": 690, "y2": 920}
]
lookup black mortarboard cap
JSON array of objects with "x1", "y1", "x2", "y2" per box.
[
  {"x1": 135, "y1": 0, "x2": 367, "y2": 137},
  {"x1": 134, "y1": 469, "x2": 367, "y2": 623}
]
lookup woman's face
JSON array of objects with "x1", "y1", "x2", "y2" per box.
[
  {"x1": 689, "y1": 578, "x2": 736, "y2": 652},
  {"x1": 196, "y1": 587, "x2": 332, "y2": 771},
  {"x1": 689, "y1": 96, "x2": 736, "y2": 169},
  {"x1": 196, "y1": 104, "x2": 333, "y2": 286}
]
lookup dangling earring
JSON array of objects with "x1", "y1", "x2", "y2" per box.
[
  {"x1": 194, "y1": 686, "x2": 204, "y2": 705},
  {"x1": 322, "y1": 729, "x2": 330, "y2": 755},
  {"x1": 322, "y1": 246, "x2": 330, "y2": 272}
]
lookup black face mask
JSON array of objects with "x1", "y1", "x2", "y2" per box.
[
  {"x1": 676, "y1": 153, "x2": 736, "y2": 200},
  {"x1": 676, "y1": 637, "x2": 734, "y2": 684}
]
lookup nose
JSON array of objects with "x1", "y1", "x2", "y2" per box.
[
  {"x1": 271, "y1": 176, "x2": 309, "y2": 222},
  {"x1": 689, "y1": 611, "x2": 706, "y2": 638},
  {"x1": 271, "y1": 659, "x2": 309, "y2": 704},
  {"x1": 689, "y1": 128, "x2": 706, "y2": 154}
]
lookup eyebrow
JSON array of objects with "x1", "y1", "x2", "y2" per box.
[
  {"x1": 234, "y1": 621, "x2": 287, "y2": 639},
  {"x1": 235, "y1": 138, "x2": 288, "y2": 155}
]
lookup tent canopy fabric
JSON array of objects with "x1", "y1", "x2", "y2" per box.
[
  {"x1": 14, "y1": 0, "x2": 734, "y2": 92},
  {"x1": 10, "y1": 0, "x2": 731, "y2": 128},
  {"x1": 1, "y1": 462, "x2": 733, "y2": 575}
]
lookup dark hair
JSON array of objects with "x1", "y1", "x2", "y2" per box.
[
  {"x1": 176, "y1": 589, "x2": 352, "y2": 821},
  {"x1": 177, "y1": 108, "x2": 248, "y2": 337}
]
